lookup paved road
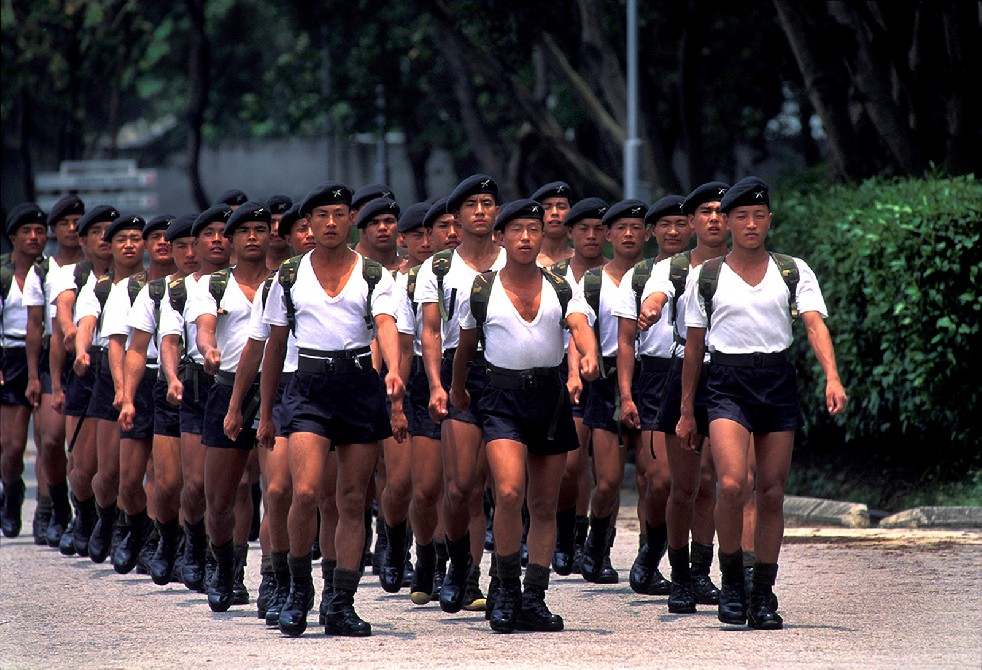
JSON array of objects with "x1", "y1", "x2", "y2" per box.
[{"x1": 2, "y1": 459, "x2": 980, "y2": 669}]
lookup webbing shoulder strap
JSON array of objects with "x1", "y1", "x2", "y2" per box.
[
  {"x1": 583, "y1": 268, "x2": 603, "y2": 341},
  {"x1": 73, "y1": 260, "x2": 93, "y2": 295},
  {"x1": 261, "y1": 271, "x2": 276, "y2": 309},
  {"x1": 470, "y1": 270, "x2": 496, "y2": 349},
  {"x1": 406, "y1": 263, "x2": 422, "y2": 315},
  {"x1": 127, "y1": 271, "x2": 148, "y2": 305},
  {"x1": 630, "y1": 257, "x2": 656, "y2": 317},
  {"x1": 363, "y1": 258, "x2": 383, "y2": 331},
  {"x1": 93, "y1": 270, "x2": 115, "y2": 331},
  {"x1": 208, "y1": 268, "x2": 232, "y2": 313},
  {"x1": 147, "y1": 277, "x2": 167, "y2": 332},
  {"x1": 167, "y1": 276, "x2": 187, "y2": 314},
  {"x1": 0, "y1": 261, "x2": 12, "y2": 301},
  {"x1": 277, "y1": 254, "x2": 304, "y2": 335},
  {"x1": 431, "y1": 248, "x2": 455, "y2": 321},
  {"x1": 697, "y1": 256, "x2": 724, "y2": 331},
  {"x1": 770, "y1": 252, "x2": 800, "y2": 319},
  {"x1": 541, "y1": 267, "x2": 573, "y2": 329},
  {"x1": 550, "y1": 258, "x2": 570, "y2": 278}
]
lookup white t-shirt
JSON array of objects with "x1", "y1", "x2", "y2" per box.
[
  {"x1": 158, "y1": 274, "x2": 208, "y2": 365},
  {"x1": 642, "y1": 256, "x2": 711, "y2": 362},
  {"x1": 393, "y1": 269, "x2": 420, "y2": 356},
  {"x1": 187, "y1": 270, "x2": 256, "y2": 373},
  {"x1": 247, "y1": 284, "x2": 298, "y2": 373},
  {"x1": 684, "y1": 256, "x2": 828, "y2": 354},
  {"x1": 579, "y1": 267, "x2": 631, "y2": 358},
  {"x1": 263, "y1": 252, "x2": 398, "y2": 352},
  {"x1": 74, "y1": 273, "x2": 110, "y2": 348},
  {"x1": 22, "y1": 257, "x2": 62, "y2": 335},
  {"x1": 1, "y1": 270, "x2": 28, "y2": 348},
  {"x1": 612, "y1": 262, "x2": 675, "y2": 358},
  {"x1": 458, "y1": 273, "x2": 593, "y2": 370},
  {"x1": 128, "y1": 280, "x2": 169, "y2": 361},
  {"x1": 414, "y1": 247, "x2": 507, "y2": 351},
  {"x1": 52, "y1": 261, "x2": 86, "y2": 301},
  {"x1": 100, "y1": 276, "x2": 159, "y2": 369}
]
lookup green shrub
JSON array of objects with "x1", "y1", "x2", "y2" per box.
[{"x1": 769, "y1": 175, "x2": 981, "y2": 455}]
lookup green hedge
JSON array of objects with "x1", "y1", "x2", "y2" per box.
[{"x1": 769, "y1": 175, "x2": 981, "y2": 455}]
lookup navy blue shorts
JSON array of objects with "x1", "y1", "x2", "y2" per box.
[
  {"x1": 479, "y1": 374, "x2": 577, "y2": 457},
  {"x1": 441, "y1": 353, "x2": 487, "y2": 427},
  {"x1": 0, "y1": 346, "x2": 30, "y2": 407},
  {"x1": 284, "y1": 368, "x2": 392, "y2": 446},
  {"x1": 153, "y1": 376, "x2": 181, "y2": 438},
  {"x1": 63, "y1": 360, "x2": 93, "y2": 417},
  {"x1": 559, "y1": 355, "x2": 591, "y2": 420},
  {"x1": 707, "y1": 361, "x2": 803, "y2": 434},
  {"x1": 583, "y1": 356, "x2": 640, "y2": 433},
  {"x1": 636, "y1": 356, "x2": 673, "y2": 431},
  {"x1": 407, "y1": 361, "x2": 441, "y2": 440},
  {"x1": 120, "y1": 369, "x2": 155, "y2": 440},
  {"x1": 179, "y1": 365, "x2": 214, "y2": 436},
  {"x1": 272, "y1": 374, "x2": 292, "y2": 438},
  {"x1": 654, "y1": 360, "x2": 711, "y2": 436},
  {"x1": 86, "y1": 354, "x2": 120, "y2": 422},
  {"x1": 201, "y1": 377, "x2": 259, "y2": 450}
]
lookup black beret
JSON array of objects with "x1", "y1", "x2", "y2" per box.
[
  {"x1": 143, "y1": 214, "x2": 175, "y2": 239},
  {"x1": 47, "y1": 195, "x2": 85, "y2": 226},
  {"x1": 530, "y1": 181, "x2": 574, "y2": 203},
  {"x1": 266, "y1": 195, "x2": 292, "y2": 215},
  {"x1": 493, "y1": 199, "x2": 544, "y2": 232},
  {"x1": 645, "y1": 195, "x2": 686, "y2": 224},
  {"x1": 682, "y1": 181, "x2": 730, "y2": 215},
  {"x1": 357, "y1": 197, "x2": 400, "y2": 229},
  {"x1": 5, "y1": 203, "x2": 46, "y2": 237},
  {"x1": 191, "y1": 204, "x2": 233, "y2": 237},
  {"x1": 103, "y1": 213, "x2": 145, "y2": 242},
  {"x1": 564, "y1": 197, "x2": 609, "y2": 227},
  {"x1": 224, "y1": 201, "x2": 272, "y2": 237},
  {"x1": 277, "y1": 203, "x2": 304, "y2": 238},
  {"x1": 397, "y1": 202, "x2": 431, "y2": 233},
  {"x1": 215, "y1": 189, "x2": 248, "y2": 207},
  {"x1": 422, "y1": 197, "x2": 450, "y2": 227},
  {"x1": 77, "y1": 204, "x2": 120, "y2": 236},
  {"x1": 352, "y1": 184, "x2": 394, "y2": 210},
  {"x1": 447, "y1": 174, "x2": 498, "y2": 213},
  {"x1": 602, "y1": 199, "x2": 648, "y2": 226},
  {"x1": 300, "y1": 182, "x2": 353, "y2": 216},
  {"x1": 720, "y1": 176, "x2": 770, "y2": 213},
  {"x1": 164, "y1": 213, "x2": 198, "y2": 242}
]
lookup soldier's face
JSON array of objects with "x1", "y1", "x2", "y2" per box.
[
  {"x1": 431, "y1": 214, "x2": 459, "y2": 249},
  {"x1": 651, "y1": 216, "x2": 692, "y2": 256},
  {"x1": 456, "y1": 194, "x2": 498, "y2": 237},
  {"x1": 10, "y1": 223, "x2": 46, "y2": 258},
  {"x1": 147, "y1": 230, "x2": 173, "y2": 265},
  {"x1": 689, "y1": 201, "x2": 726, "y2": 246},
  {"x1": 309, "y1": 204, "x2": 352, "y2": 249},
  {"x1": 568, "y1": 219, "x2": 604, "y2": 260},
  {"x1": 400, "y1": 227, "x2": 434, "y2": 265},
  {"x1": 111, "y1": 230, "x2": 145, "y2": 268},
  {"x1": 53, "y1": 215, "x2": 81, "y2": 248},
  {"x1": 363, "y1": 214, "x2": 398, "y2": 253},
  {"x1": 497, "y1": 218, "x2": 543, "y2": 265},
  {"x1": 231, "y1": 221, "x2": 270, "y2": 262},
  {"x1": 540, "y1": 197, "x2": 570, "y2": 239},
  {"x1": 268, "y1": 215, "x2": 290, "y2": 252},
  {"x1": 196, "y1": 222, "x2": 231, "y2": 266},
  {"x1": 605, "y1": 218, "x2": 647, "y2": 260},
  {"x1": 171, "y1": 237, "x2": 199, "y2": 276},
  {"x1": 724, "y1": 205, "x2": 771, "y2": 250},
  {"x1": 82, "y1": 222, "x2": 113, "y2": 262},
  {"x1": 288, "y1": 218, "x2": 316, "y2": 254}
]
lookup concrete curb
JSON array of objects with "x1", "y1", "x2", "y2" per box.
[
  {"x1": 879, "y1": 506, "x2": 982, "y2": 529},
  {"x1": 784, "y1": 496, "x2": 871, "y2": 528}
]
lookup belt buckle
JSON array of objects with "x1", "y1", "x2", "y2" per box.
[
  {"x1": 521, "y1": 373, "x2": 534, "y2": 391},
  {"x1": 354, "y1": 355, "x2": 364, "y2": 371},
  {"x1": 324, "y1": 358, "x2": 336, "y2": 374}
]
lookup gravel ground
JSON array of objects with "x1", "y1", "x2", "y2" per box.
[{"x1": 2, "y1": 471, "x2": 980, "y2": 669}]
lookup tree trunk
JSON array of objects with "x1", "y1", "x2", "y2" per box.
[
  {"x1": 939, "y1": 1, "x2": 978, "y2": 175},
  {"x1": 19, "y1": 89, "x2": 35, "y2": 202},
  {"x1": 678, "y1": 0, "x2": 705, "y2": 188},
  {"x1": 773, "y1": 0, "x2": 867, "y2": 180},
  {"x1": 184, "y1": 0, "x2": 210, "y2": 210}
]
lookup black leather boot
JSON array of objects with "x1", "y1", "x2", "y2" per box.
[
  {"x1": 316, "y1": 558, "x2": 337, "y2": 625},
  {"x1": 46, "y1": 483, "x2": 72, "y2": 548},
  {"x1": 113, "y1": 509, "x2": 150, "y2": 574},
  {"x1": 462, "y1": 564, "x2": 487, "y2": 611},
  {"x1": 71, "y1": 495, "x2": 97, "y2": 557},
  {"x1": 88, "y1": 502, "x2": 117, "y2": 563},
  {"x1": 371, "y1": 515, "x2": 386, "y2": 575},
  {"x1": 324, "y1": 568, "x2": 371, "y2": 636},
  {"x1": 485, "y1": 554, "x2": 499, "y2": 621},
  {"x1": 0, "y1": 478, "x2": 25, "y2": 538},
  {"x1": 379, "y1": 519, "x2": 408, "y2": 593},
  {"x1": 596, "y1": 526, "x2": 619, "y2": 584},
  {"x1": 207, "y1": 541, "x2": 236, "y2": 612},
  {"x1": 59, "y1": 520, "x2": 77, "y2": 556},
  {"x1": 488, "y1": 552, "x2": 521, "y2": 633},
  {"x1": 33, "y1": 495, "x2": 52, "y2": 544},
  {"x1": 552, "y1": 507, "x2": 576, "y2": 576},
  {"x1": 410, "y1": 541, "x2": 436, "y2": 605},
  {"x1": 717, "y1": 549, "x2": 747, "y2": 625},
  {"x1": 257, "y1": 554, "x2": 275, "y2": 618},
  {"x1": 439, "y1": 533, "x2": 473, "y2": 613},
  {"x1": 433, "y1": 539, "x2": 448, "y2": 594},
  {"x1": 137, "y1": 523, "x2": 159, "y2": 574},
  {"x1": 232, "y1": 544, "x2": 249, "y2": 604},
  {"x1": 644, "y1": 523, "x2": 670, "y2": 595},
  {"x1": 629, "y1": 537, "x2": 651, "y2": 594},
  {"x1": 571, "y1": 515, "x2": 588, "y2": 574},
  {"x1": 279, "y1": 553, "x2": 313, "y2": 636},
  {"x1": 580, "y1": 514, "x2": 611, "y2": 582},
  {"x1": 747, "y1": 562, "x2": 783, "y2": 630},
  {"x1": 265, "y1": 552, "x2": 292, "y2": 627},
  {"x1": 667, "y1": 545, "x2": 696, "y2": 614},
  {"x1": 517, "y1": 563, "x2": 564, "y2": 631},
  {"x1": 181, "y1": 520, "x2": 207, "y2": 592},
  {"x1": 149, "y1": 518, "x2": 182, "y2": 585},
  {"x1": 690, "y1": 541, "x2": 720, "y2": 605}
]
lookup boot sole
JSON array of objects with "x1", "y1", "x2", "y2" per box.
[
  {"x1": 718, "y1": 612, "x2": 747, "y2": 625},
  {"x1": 668, "y1": 602, "x2": 697, "y2": 614},
  {"x1": 410, "y1": 591, "x2": 434, "y2": 605},
  {"x1": 748, "y1": 617, "x2": 783, "y2": 630},
  {"x1": 324, "y1": 625, "x2": 371, "y2": 637}
]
